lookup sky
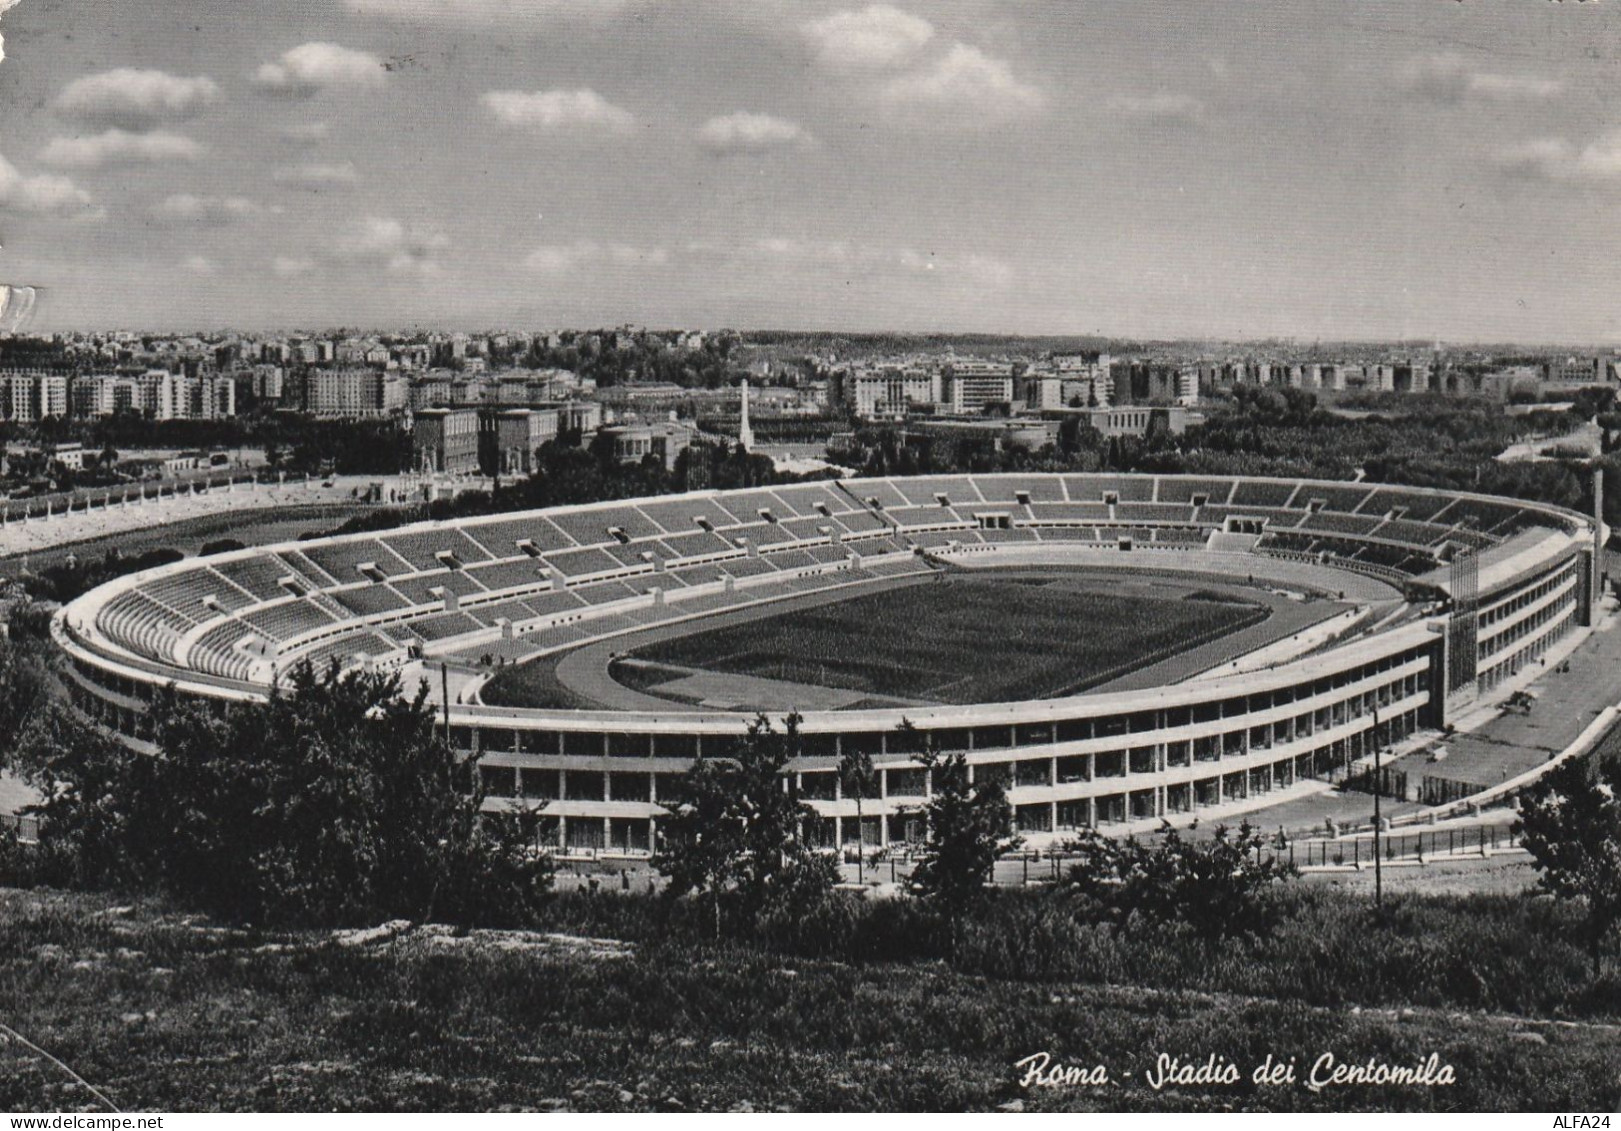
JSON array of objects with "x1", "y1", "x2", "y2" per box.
[{"x1": 1, "y1": 0, "x2": 1619, "y2": 342}]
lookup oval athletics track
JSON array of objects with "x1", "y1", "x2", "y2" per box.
[{"x1": 525, "y1": 559, "x2": 1389, "y2": 713}]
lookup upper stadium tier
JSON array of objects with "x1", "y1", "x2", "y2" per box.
[{"x1": 53, "y1": 473, "x2": 1605, "y2": 847}]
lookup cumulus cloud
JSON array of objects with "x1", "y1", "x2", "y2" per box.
[
  {"x1": 802, "y1": 4, "x2": 934, "y2": 72},
  {"x1": 273, "y1": 162, "x2": 360, "y2": 191},
  {"x1": 1493, "y1": 131, "x2": 1621, "y2": 182},
  {"x1": 1107, "y1": 92, "x2": 1206, "y2": 126},
  {"x1": 880, "y1": 43, "x2": 1044, "y2": 125},
  {"x1": 481, "y1": 89, "x2": 635, "y2": 134},
  {"x1": 336, "y1": 215, "x2": 451, "y2": 276},
  {"x1": 1401, "y1": 53, "x2": 1563, "y2": 104},
  {"x1": 155, "y1": 193, "x2": 270, "y2": 226},
  {"x1": 696, "y1": 112, "x2": 812, "y2": 154},
  {"x1": 271, "y1": 255, "x2": 316, "y2": 278},
  {"x1": 0, "y1": 152, "x2": 101, "y2": 219},
  {"x1": 39, "y1": 129, "x2": 203, "y2": 169},
  {"x1": 182, "y1": 254, "x2": 217, "y2": 276},
  {"x1": 525, "y1": 239, "x2": 669, "y2": 275},
  {"x1": 255, "y1": 43, "x2": 386, "y2": 98},
  {"x1": 55, "y1": 68, "x2": 221, "y2": 131}
]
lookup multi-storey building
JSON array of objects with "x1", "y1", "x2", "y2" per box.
[
  {"x1": 0, "y1": 371, "x2": 70, "y2": 422},
  {"x1": 479, "y1": 408, "x2": 560, "y2": 475},
  {"x1": 849, "y1": 365, "x2": 940, "y2": 418},
  {"x1": 945, "y1": 360, "x2": 1016, "y2": 414},
  {"x1": 412, "y1": 408, "x2": 482, "y2": 474},
  {"x1": 295, "y1": 368, "x2": 406, "y2": 418}
]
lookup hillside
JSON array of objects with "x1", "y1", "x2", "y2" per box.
[{"x1": 2, "y1": 886, "x2": 1617, "y2": 1113}]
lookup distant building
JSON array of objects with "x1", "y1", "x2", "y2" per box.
[
  {"x1": 0, "y1": 371, "x2": 69, "y2": 422},
  {"x1": 849, "y1": 365, "x2": 940, "y2": 417},
  {"x1": 413, "y1": 408, "x2": 481, "y2": 475},
  {"x1": 1543, "y1": 356, "x2": 1615, "y2": 387},
  {"x1": 1109, "y1": 361, "x2": 1181, "y2": 405},
  {"x1": 597, "y1": 420, "x2": 695, "y2": 471},
  {"x1": 296, "y1": 368, "x2": 405, "y2": 418},
  {"x1": 47, "y1": 441, "x2": 85, "y2": 472},
  {"x1": 944, "y1": 360, "x2": 1015, "y2": 413},
  {"x1": 480, "y1": 408, "x2": 559, "y2": 476},
  {"x1": 1050, "y1": 405, "x2": 1196, "y2": 438},
  {"x1": 910, "y1": 418, "x2": 1057, "y2": 453}
]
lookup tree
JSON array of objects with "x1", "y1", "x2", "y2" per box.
[
  {"x1": 138, "y1": 661, "x2": 553, "y2": 928},
  {"x1": 907, "y1": 727, "x2": 1018, "y2": 941},
  {"x1": 837, "y1": 744, "x2": 875, "y2": 881},
  {"x1": 655, "y1": 712, "x2": 834, "y2": 936},
  {"x1": 13, "y1": 706, "x2": 156, "y2": 891},
  {"x1": 1064, "y1": 822, "x2": 1295, "y2": 943},
  {"x1": 1514, "y1": 753, "x2": 1621, "y2": 977}
]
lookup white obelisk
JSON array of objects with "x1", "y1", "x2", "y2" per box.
[{"x1": 738, "y1": 379, "x2": 755, "y2": 452}]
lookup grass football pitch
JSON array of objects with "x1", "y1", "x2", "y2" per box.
[{"x1": 628, "y1": 573, "x2": 1266, "y2": 704}]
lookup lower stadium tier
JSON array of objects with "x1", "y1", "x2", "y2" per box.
[{"x1": 53, "y1": 473, "x2": 1605, "y2": 851}]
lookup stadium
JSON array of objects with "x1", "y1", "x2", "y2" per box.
[{"x1": 51, "y1": 473, "x2": 1606, "y2": 856}]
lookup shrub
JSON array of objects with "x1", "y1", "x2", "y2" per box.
[
  {"x1": 1514, "y1": 751, "x2": 1621, "y2": 976},
  {"x1": 1064, "y1": 822, "x2": 1297, "y2": 943}
]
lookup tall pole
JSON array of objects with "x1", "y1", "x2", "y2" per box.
[
  {"x1": 441, "y1": 661, "x2": 452, "y2": 753},
  {"x1": 1372, "y1": 705, "x2": 1383, "y2": 912}
]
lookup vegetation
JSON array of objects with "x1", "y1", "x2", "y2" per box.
[
  {"x1": 4, "y1": 883, "x2": 1619, "y2": 1112},
  {"x1": 907, "y1": 736, "x2": 1019, "y2": 936},
  {"x1": 1513, "y1": 752, "x2": 1621, "y2": 975},
  {"x1": 654, "y1": 713, "x2": 837, "y2": 939},
  {"x1": 9, "y1": 662, "x2": 553, "y2": 929},
  {"x1": 1063, "y1": 823, "x2": 1297, "y2": 943}
]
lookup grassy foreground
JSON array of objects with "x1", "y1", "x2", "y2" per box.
[{"x1": 2, "y1": 884, "x2": 1618, "y2": 1113}]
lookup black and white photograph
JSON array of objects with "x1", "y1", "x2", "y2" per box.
[{"x1": 1, "y1": 0, "x2": 1620, "y2": 1118}]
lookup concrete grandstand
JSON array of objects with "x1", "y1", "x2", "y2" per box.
[{"x1": 53, "y1": 473, "x2": 1608, "y2": 855}]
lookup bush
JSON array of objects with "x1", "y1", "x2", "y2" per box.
[
  {"x1": 16, "y1": 662, "x2": 553, "y2": 929},
  {"x1": 1063, "y1": 822, "x2": 1297, "y2": 943}
]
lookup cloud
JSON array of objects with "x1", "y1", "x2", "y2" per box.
[
  {"x1": 336, "y1": 215, "x2": 451, "y2": 276},
  {"x1": 275, "y1": 121, "x2": 331, "y2": 142},
  {"x1": 273, "y1": 162, "x2": 360, "y2": 191},
  {"x1": 524, "y1": 239, "x2": 669, "y2": 275},
  {"x1": 342, "y1": 0, "x2": 628, "y2": 22},
  {"x1": 1107, "y1": 92, "x2": 1206, "y2": 126},
  {"x1": 254, "y1": 43, "x2": 386, "y2": 98},
  {"x1": 696, "y1": 111, "x2": 812, "y2": 154},
  {"x1": 1493, "y1": 130, "x2": 1621, "y2": 182},
  {"x1": 879, "y1": 43, "x2": 1043, "y2": 125},
  {"x1": 55, "y1": 68, "x2": 221, "y2": 131},
  {"x1": 182, "y1": 255, "x2": 217, "y2": 276},
  {"x1": 155, "y1": 193, "x2": 271, "y2": 226},
  {"x1": 39, "y1": 129, "x2": 203, "y2": 169},
  {"x1": 802, "y1": 4, "x2": 934, "y2": 72},
  {"x1": 689, "y1": 236, "x2": 1013, "y2": 289},
  {"x1": 1400, "y1": 53, "x2": 1563, "y2": 105},
  {"x1": 481, "y1": 89, "x2": 635, "y2": 134},
  {"x1": 271, "y1": 255, "x2": 316, "y2": 278},
  {"x1": 0, "y1": 152, "x2": 101, "y2": 219}
]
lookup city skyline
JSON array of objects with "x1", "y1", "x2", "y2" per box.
[{"x1": 1, "y1": 1, "x2": 1620, "y2": 342}]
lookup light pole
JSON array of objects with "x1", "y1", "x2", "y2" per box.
[{"x1": 1371, "y1": 706, "x2": 1383, "y2": 912}]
